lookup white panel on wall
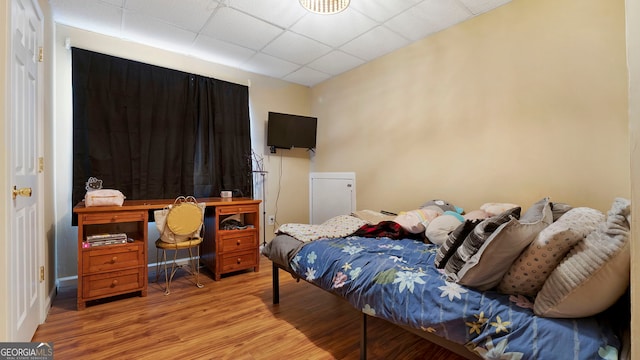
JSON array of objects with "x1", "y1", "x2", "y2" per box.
[{"x1": 310, "y1": 172, "x2": 356, "y2": 224}]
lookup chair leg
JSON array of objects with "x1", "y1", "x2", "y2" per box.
[
  {"x1": 166, "y1": 246, "x2": 182, "y2": 295},
  {"x1": 163, "y1": 249, "x2": 171, "y2": 295},
  {"x1": 188, "y1": 246, "x2": 204, "y2": 289},
  {"x1": 155, "y1": 248, "x2": 160, "y2": 283},
  {"x1": 155, "y1": 247, "x2": 170, "y2": 295}
]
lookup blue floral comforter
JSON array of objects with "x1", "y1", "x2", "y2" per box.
[{"x1": 289, "y1": 236, "x2": 621, "y2": 360}]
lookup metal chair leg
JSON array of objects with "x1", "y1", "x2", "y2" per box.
[{"x1": 188, "y1": 246, "x2": 204, "y2": 288}]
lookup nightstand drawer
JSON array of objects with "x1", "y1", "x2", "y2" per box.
[
  {"x1": 220, "y1": 250, "x2": 257, "y2": 272},
  {"x1": 82, "y1": 268, "x2": 144, "y2": 299},
  {"x1": 82, "y1": 245, "x2": 143, "y2": 273},
  {"x1": 219, "y1": 231, "x2": 256, "y2": 252}
]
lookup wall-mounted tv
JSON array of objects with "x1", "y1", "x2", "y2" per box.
[{"x1": 267, "y1": 112, "x2": 317, "y2": 153}]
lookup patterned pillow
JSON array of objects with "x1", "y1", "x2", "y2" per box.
[
  {"x1": 498, "y1": 207, "x2": 605, "y2": 297},
  {"x1": 444, "y1": 206, "x2": 521, "y2": 276},
  {"x1": 534, "y1": 198, "x2": 631, "y2": 318},
  {"x1": 434, "y1": 219, "x2": 480, "y2": 269},
  {"x1": 452, "y1": 198, "x2": 554, "y2": 291}
]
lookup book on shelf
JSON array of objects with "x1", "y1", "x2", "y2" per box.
[
  {"x1": 83, "y1": 238, "x2": 127, "y2": 248},
  {"x1": 86, "y1": 233, "x2": 127, "y2": 243}
]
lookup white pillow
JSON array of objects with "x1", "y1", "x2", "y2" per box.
[
  {"x1": 453, "y1": 198, "x2": 553, "y2": 291},
  {"x1": 533, "y1": 198, "x2": 631, "y2": 318},
  {"x1": 498, "y1": 207, "x2": 604, "y2": 297},
  {"x1": 424, "y1": 212, "x2": 464, "y2": 245}
]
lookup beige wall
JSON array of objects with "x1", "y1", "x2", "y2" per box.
[
  {"x1": 311, "y1": 0, "x2": 629, "y2": 214},
  {"x1": 52, "y1": 25, "x2": 312, "y2": 278}
]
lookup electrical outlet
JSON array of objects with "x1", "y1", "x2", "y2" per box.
[{"x1": 267, "y1": 215, "x2": 275, "y2": 225}]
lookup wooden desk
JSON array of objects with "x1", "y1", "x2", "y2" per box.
[{"x1": 73, "y1": 197, "x2": 261, "y2": 309}]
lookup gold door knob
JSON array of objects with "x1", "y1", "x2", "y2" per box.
[{"x1": 12, "y1": 186, "x2": 32, "y2": 199}]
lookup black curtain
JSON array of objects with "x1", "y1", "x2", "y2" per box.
[
  {"x1": 72, "y1": 48, "x2": 252, "y2": 209},
  {"x1": 193, "y1": 77, "x2": 252, "y2": 198}
]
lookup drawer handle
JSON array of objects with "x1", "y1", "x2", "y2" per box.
[
  {"x1": 111, "y1": 215, "x2": 118, "y2": 222},
  {"x1": 236, "y1": 239, "x2": 241, "y2": 246},
  {"x1": 111, "y1": 279, "x2": 118, "y2": 287},
  {"x1": 237, "y1": 258, "x2": 241, "y2": 264},
  {"x1": 110, "y1": 256, "x2": 118, "y2": 264}
]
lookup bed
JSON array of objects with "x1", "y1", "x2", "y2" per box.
[{"x1": 262, "y1": 198, "x2": 631, "y2": 360}]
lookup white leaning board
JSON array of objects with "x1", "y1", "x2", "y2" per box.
[{"x1": 309, "y1": 172, "x2": 356, "y2": 224}]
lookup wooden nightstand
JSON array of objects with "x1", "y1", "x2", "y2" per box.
[{"x1": 74, "y1": 206, "x2": 148, "y2": 310}]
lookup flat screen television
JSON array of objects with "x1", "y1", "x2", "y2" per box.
[{"x1": 267, "y1": 112, "x2": 317, "y2": 152}]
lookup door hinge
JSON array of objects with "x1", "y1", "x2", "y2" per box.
[
  {"x1": 38, "y1": 157, "x2": 44, "y2": 173},
  {"x1": 38, "y1": 47, "x2": 43, "y2": 62},
  {"x1": 40, "y1": 266, "x2": 44, "y2": 282}
]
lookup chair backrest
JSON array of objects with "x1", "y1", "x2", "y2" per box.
[{"x1": 166, "y1": 202, "x2": 204, "y2": 237}]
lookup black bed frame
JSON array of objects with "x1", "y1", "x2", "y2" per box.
[{"x1": 271, "y1": 262, "x2": 481, "y2": 360}]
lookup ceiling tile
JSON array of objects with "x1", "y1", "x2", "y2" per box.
[
  {"x1": 50, "y1": 0, "x2": 124, "y2": 37},
  {"x1": 191, "y1": 34, "x2": 256, "y2": 68},
  {"x1": 242, "y1": 53, "x2": 300, "y2": 79},
  {"x1": 228, "y1": 0, "x2": 308, "y2": 29},
  {"x1": 457, "y1": 0, "x2": 512, "y2": 15},
  {"x1": 385, "y1": 0, "x2": 472, "y2": 41},
  {"x1": 341, "y1": 26, "x2": 410, "y2": 62},
  {"x1": 124, "y1": 0, "x2": 218, "y2": 32},
  {"x1": 262, "y1": 31, "x2": 332, "y2": 65},
  {"x1": 283, "y1": 67, "x2": 332, "y2": 87},
  {"x1": 123, "y1": 11, "x2": 197, "y2": 53},
  {"x1": 349, "y1": 0, "x2": 420, "y2": 23},
  {"x1": 412, "y1": 0, "x2": 473, "y2": 31},
  {"x1": 100, "y1": 0, "x2": 124, "y2": 6},
  {"x1": 291, "y1": 8, "x2": 377, "y2": 47},
  {"x1": 201, "y1": 6, "x2": 284, "y2": 49},
  {"x1": 307, "y1": 50, "x2": 365, "y2": 76}
]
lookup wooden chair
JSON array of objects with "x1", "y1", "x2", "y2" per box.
[{"x1": 155, "y1": 198, "x2": 205, "y2": 295}]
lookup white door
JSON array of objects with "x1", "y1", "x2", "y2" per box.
[
  {"x1": 9, "y1": 0, "x2": 44, "y2": 341},
  {"x1": 309, "y1": 172, "x2": 356, "y2": 224}
]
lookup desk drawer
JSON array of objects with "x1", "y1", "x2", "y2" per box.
[
  {"x1": 219, "y1": 231, "x2": 256, "y2": 252},
  {"x1": 83, "y1": 245, "x2": 143, "y2": 273},
  {"x1": 82, "y1": 268, "x2": 144, "y2": 299},
  {"x1": 81, "y1": 211, "x2": 146, "y2": 224},
  {"x1": 220, "y1": 250, "x2": 257, "y2": 272},
  {"x1": 217, "y1": 204, "x2": 259, "y2": 215}
]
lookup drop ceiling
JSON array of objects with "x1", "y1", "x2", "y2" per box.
[{"x1": 49, "y1": 0, "x2": 512, "y2": 87}]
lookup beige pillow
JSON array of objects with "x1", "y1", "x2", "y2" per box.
[
  {"x1": 498, "y1": 207, "x2": 604, "y2": 297},
  {"x1": 453, "y1": 198, "x2": 553, "y2": 291},
  {"x1": 533, "y1": 198, "x2": 631, "y2": 318}
]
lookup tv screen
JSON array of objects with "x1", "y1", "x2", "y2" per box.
[{"x1": 267, "y1": 112, "x2": 317, "y2": 150}]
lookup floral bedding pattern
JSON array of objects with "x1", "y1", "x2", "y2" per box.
[{"x1": 289, "y1": 236, "x2": 620, "y2": 360}]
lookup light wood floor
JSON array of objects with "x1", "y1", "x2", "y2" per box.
[{"x1": 33, "y1": 256, "x2": 465, "y2": 360}]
